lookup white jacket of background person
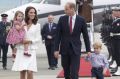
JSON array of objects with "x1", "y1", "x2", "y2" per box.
[{"x1": 16, "y1": 23, "x2": 41, "y2": 50}]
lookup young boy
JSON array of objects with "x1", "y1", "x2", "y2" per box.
[{"x1": 85, "y1": 42, "x2": 109, "y2": 79}]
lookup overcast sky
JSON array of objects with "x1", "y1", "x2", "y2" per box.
[{"x1": 0, "y1": 0, "x2": 32, "y2": 12}]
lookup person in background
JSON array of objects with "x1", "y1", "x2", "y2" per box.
[
  {"x1": 85, "y1": 42, "x2": 109, "y2": 79},
  {"x1": 110, "y1": 7, "x2": 120, "y2": 76},
  {"x1": 41, "y1": 14, "x2": 58, "y2": 70},
  {"x1": 0, "y1": 14, "x2": 11, "y2": 70}
]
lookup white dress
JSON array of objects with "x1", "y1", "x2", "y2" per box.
[{"x1": 12, "y1": 23, "x2": 41, "y2": 72}]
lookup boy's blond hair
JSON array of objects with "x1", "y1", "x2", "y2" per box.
[{"x1": 93, "y1": 42, "x2": 102, "y2": 49}]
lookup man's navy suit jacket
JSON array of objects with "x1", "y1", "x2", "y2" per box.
[{"x1": 55, "y1": 15, "x2": 91, "y2": 55}]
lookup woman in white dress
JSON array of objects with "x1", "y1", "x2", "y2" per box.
[{"x1": 12, "y1": 6, "x2": 40, "y2": 79}]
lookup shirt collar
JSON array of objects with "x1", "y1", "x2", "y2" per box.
[
  {"x1": 49, "y1": 22, "x2": 53, "y2": 25},
  {"x1": 70, "y1": 14, "x2": 76, "y2": 20},
  {"x1": 73, "y1": 14, "x2": 76, "y2": 20}
]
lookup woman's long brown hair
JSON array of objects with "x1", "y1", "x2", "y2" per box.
[{"x1": 25, "y1": 6, "x2": 38, "y2": 25}]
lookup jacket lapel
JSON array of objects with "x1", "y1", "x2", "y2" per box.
[
  {"x1": 47, "y1": 23, "x2": 50, "y2": 32},
  {"x1": 51, "y1": 23, "x2": 54, "y2": 31},
  {"x1": 72, "y1": 15, "x2": 78, "y2": 33},
  {"x1": 66, "y1": 15, "x2": 70, "y2": 34}
]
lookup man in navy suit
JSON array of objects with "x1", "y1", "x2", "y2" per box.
[
  {"x1": 41, "y1": 15, "x2": 58, "y2": 70},
  {"x1": 54, "y1": 2, "x2": 91, "y2": 79},
  {"x1": 0, "y1": 14, "x2": 11, "y2": 70}
]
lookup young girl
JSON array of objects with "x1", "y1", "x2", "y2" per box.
[{"x1": 6, "y1": 11, "x2": 31, "y2": 61}]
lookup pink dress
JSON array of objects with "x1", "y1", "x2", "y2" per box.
[{"x1": 6, "y1": 21, "x2": 25, "y2": 45}]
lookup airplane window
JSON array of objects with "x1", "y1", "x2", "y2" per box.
[
  {"x1": 43, "y1": 0, "x2": 60, "y2": 5},
  {"x1": 32, "y1": 0, "x2": 42, "y2": 3}
]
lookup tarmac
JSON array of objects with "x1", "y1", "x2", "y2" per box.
[{"x1": 0, "y1": 33, "x2": 120, "y2": 79}]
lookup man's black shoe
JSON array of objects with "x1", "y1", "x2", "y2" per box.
[
  {"x1": 48, "y1": 67, "x2": 55, "y2": 70},
  {"x1": 3, "y1": 67, "x2": 7, "y2": 70},
  {"x1": 55, "y1": 65, "x2": 58, "y2": 68},
  {"x1": 50, "y1": 67, "x2": 55, "y2": 70}
]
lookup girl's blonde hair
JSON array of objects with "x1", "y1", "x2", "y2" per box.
[{"x1": 13, "y1": 11, "x2": 24, "y2": 21}]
